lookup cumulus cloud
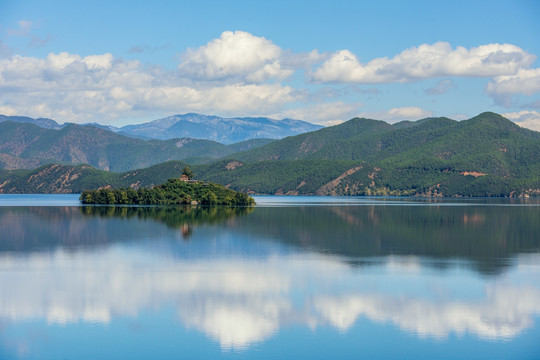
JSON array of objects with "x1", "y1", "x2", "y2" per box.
[
  {"x1": 177, "y1": 31, "x2": 294, "y2": 83},
  {"x1": 0, "y1": 105, "x2": 17, "y2": 116},
  {"x1": 1, "y1": 33, "x2": 539, "y2": 126},
  {"x1": 359, "y1": 107, "x2": 434, "y2": 122},
  {"x1": 0, "y1": 51, "x2": 299, "y2": 123},
  {"x1": 312, "y1": 42, "x2": 536, "y2": 83},
  {"x1": 486, "y1": 68, "x2": 540, "y2": 106},
  {"x1": 502, "y1": 110, "x2": 540, "y2": 131},
  {"x1": 0, "y1": 31, "x2": 312, "y2": 123}
]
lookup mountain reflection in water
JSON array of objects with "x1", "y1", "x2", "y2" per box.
[{"x1": 0, "y1": 199, "x2": 539, "y2": 358}]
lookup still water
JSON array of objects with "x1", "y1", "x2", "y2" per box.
[{"x1": 0, "y1": 195, "x2": 539, "y2": 359}]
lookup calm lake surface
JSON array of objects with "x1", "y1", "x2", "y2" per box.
[{"x1": 0, "y1": 195, "x2": 539, "y2": 359}]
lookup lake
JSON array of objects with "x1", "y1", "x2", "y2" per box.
[{"x1": 0, "y1": 195, "x2": 539, "y2": 359}]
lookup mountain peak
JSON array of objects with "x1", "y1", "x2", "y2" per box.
[
  {"x1": 119, "y1": 113, "x2": 323, "y2": 144},
  {"x1": 466, "y1": 112, "x2": 520, "y2": 131}
]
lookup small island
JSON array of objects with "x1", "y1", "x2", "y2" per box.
[{"x1": 80, "y1": 167, "x2": 255, "y2": 206}]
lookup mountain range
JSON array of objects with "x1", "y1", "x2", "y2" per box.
[
  {"x1": 117, "y1": 113, "x2": 323, "y2": 143},
  {"x1": 0, "y1": 113, "x2": 323, "y2": 144},
  {"x1": 1, "y1": 112, "x2": 539, "y2": 197},
  {"x1": 0, "y1": 115, "x2": 63, "y2": 130},
  {"x1": 0, "y1": 121, "x2": 251, "y2": 171}
]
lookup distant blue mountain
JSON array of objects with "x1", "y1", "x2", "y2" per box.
[
  {"x1": 0, "y1": 115, "x2": 63, "y2": 130},
  {"x1": 0, "y1": 113, "x2": 323, "y2": 144},
  {"x1": 119, "y1": 113, "x2": 324, "y2": 144}
]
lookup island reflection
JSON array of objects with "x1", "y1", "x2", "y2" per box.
[
  {"x1": 1, "y1": 203, "x2": 539, "y2": 275},
  {"x1": 80, "y1": 205, "x2": 254, "y2": 240},
  {"x1": 0, "y1": 205, "x2": 253, "y2": 251}
]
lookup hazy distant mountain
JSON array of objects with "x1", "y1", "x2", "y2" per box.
[
  {"x1": 118, "y1": 113, "x2": 324, "y2": 144},
  {"x1": 0, "y1": 115, "x2": 63, "y2": 130},
  {"x1": 0, "y1": 115, "x2": 123, "y2": 132},
  {"x1": 0, "y1": 113, "x2": 322, "y2": 144}
]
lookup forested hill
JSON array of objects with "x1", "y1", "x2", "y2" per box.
[
  {"x1": 199, "y1": 112, "x2": 540, "y2": 197},
  {"x1": 1, "y1": 112, "x2": 540, "y2": 197},
  {"x1": 0, "y1": 121, "x2": 273, "y2": 171},
  {"x1": 230, "y1": 112, "x2": 540, "y2": 165}
]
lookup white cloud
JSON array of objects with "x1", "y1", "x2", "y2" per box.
[
  {"x1": 502, "y1": 110, "x2": 540, "y2": 131},
  {"x1": 82, "y1": 53, "x2": 114, "y2": 70},
  {"x1": 486, "y1": 68, "x2": 540, "y2": 106},
  {"x1": 359, "y1": 107, "x2": 434, "y2": 122},
  {"x1": 0, "y1": 51, "x2": 299, "y2": 123},
  {"x1": 178, "y1": 31, "x2": 293, "y2": 83},
  {"x1": 312, "y1": 42, "x2": 536, "y2": 83},
  {"x1": 1, "y1": 34, "x2": 539, "y2": 126},
  {"x1": 0, "y1": 105, "x2": 17, "y2": 116}
]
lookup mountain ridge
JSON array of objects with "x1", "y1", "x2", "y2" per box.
[
  {"x1": 0, "y1": 121, "x2": 272, "y2": 171},
  {"x1": 1, "y1": 112, "x2": 539, "y2": 197},
  {"x1": 0, "y1": 113, "x2": 322, "y2": 144},
  {"x1": 118, "y1": 113, "x2": 323, "y2": 143}
]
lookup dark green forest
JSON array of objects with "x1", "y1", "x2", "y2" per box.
[{"x1": 80, "y1": 178, "x2": 256, "y2": 206}]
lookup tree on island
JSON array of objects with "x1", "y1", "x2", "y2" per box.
[
  {"x1": 80, "y1": 178, "x2": 255, "y2": 206},
  {"x1": 182, "y1": 166, "x2": 194, "y2": 180}
]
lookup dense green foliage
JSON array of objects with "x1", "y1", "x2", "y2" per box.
[
  {"x1": 194, "y1": 159, "x2": 374, "y2": 195},
  {"x1": 80, "y1": 178, "x2": 255, "y2": 206},
  {"x1": 226, "y1": 138, "x2": 275, "y2": 152}
]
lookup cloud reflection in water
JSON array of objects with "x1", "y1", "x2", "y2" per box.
[{"x1": 0, "y1": 249, "x2": 539, "y2": 349}]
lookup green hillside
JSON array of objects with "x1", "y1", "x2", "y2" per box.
[
  {"x1": 1, "y1": 113, "x2": 539, "y2": 197},
  {"x1": 0, "y1": 161, "x2": 197, "y2": 193},
  {"x1": 0, "y1": 122, "x2": 238, "y2": 171},
  {"x1": 231, "y1": 117, "x2": 392, "y2": 162},
  {"x1": 194, "y1": 159, "x2": 375, "y2": 195},
  {"x1": 213, "y1": 112, "x2": 540, "y2": 196}
]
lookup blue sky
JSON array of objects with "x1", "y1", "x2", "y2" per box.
[{"x1": 1, "y1": 0, "x2": 539, "y2": 129}]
